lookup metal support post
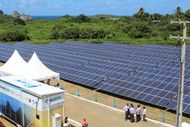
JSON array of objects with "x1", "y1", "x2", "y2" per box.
[
  {"x1": 170, "y1": 20, "x2": 190, "y2": 127},
  {"x1": 113, "y1": 97, "x2": 116, "y2": 108}
]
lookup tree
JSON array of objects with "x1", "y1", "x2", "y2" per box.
[
  {"x1": 175, "y1": 6, "x2": 183, "y2": 18},
  {"x1": 133, "y1": 7, "x2": 150, "y2": 21},
  {"x1": 0, "y1": 30, "x2": 29, "y2": 41},
  {"x1": 62, "y1": 26, "x2": 80, "y2": 39},
  {"x1": 51, "y1": 24, "x2": 66, "y2": 39},
  {"x1": 51, "y1": 30, "x2": 59, "y2": 39},
  {"x1": 60, "y1": 15, "x2": 73, "y2": 22},
  {"x1": 14, "y1": 18, "x2": 25, "y2": 25},
  {"x1": 128, "y1": 22, "x2": 153, "y2": 38},
  {"x1": 0, "y1": 10, "x2": 4, "y2": 14},
  {"x1": 137, "y1": 7, "x2": 145, "y2": 16},
  {"x1": 176, "y1": 7, "x2": 182, "y2": 14},
  {"x1": 185, "y1": 9, "x2": 190, "y2": 20},
  {"x1": 75, "y1": 14, "x2": 87, "y2": 23},
  {"x1": 151, "y1": 13, "x2": 163, "y2": 20}
]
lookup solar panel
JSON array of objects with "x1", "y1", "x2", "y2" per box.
[{"x1": 0, "y1": 42, "x2": 190, "y2": 115}]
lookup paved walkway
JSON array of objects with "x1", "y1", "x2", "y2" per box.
[{"x1": 64, "y1": 93, "x2": 164, "y2": 127}]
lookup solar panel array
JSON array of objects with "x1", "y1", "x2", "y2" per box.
[{"x1": 0, "y1": 42, "x2": 190, "y2": 115}]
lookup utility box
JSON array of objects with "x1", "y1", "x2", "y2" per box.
[
  {"x1": 0, "y1": 76, "x2": 64, "y2": 127},
  {"x1": 52, "y1": 114, "x2": 61, "y2": 127}
]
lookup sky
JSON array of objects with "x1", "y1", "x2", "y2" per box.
[{"x1": 0, "y1": 0, "x2": 190, "y2": 16}]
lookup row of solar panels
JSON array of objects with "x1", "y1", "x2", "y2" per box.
[{"x1": 0, "y1": 42, "x2": 190, "y2": 115}]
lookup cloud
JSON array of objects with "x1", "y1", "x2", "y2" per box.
[
  {"x1": 54, "y1": 4, "x2": 59, "y2": 8},
  {"x1": 28, "y1": 0, "x2": 40, "y2": 9},
  {"x1": 18, "y1": 0, "x2": 44, "y2": 9},
  {"x1": 19, "y1": 0, "x2": 26, "y2": 8},
  {"x1": 29, "y1": 0, "x2": 37, "y2": 5},
  {"x1": 48, "y1": 4, "x2": 59, "y2": 9},
  {"x1": 0, "y1": 2, "x2": 2, "y2": 8}
]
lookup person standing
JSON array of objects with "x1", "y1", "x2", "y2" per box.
[
  {"x1": 142, "y1": 106, "x2": 147, "y2": 121},
  {"x1": 63, "y1": 116, "x2": 70, "y2": 127},
  {"x1": 82, "y1": 118, "x2": 88, "y2": 127},
  {"x1": 136, "y1": 104, "x2": 141, "y2": 122},
  {"x1": 130, "y1": 104, "x2": 135, "y2": 122},
  {"x1": 123, "y1": 103, "x2": 130, "y2": 121}
]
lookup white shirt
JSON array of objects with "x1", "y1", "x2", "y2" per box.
[
  {"x1": 130, "y1": 107, "x2": 134, "y2": 114},
  {"x1": 136, "y1": 107, "x2": 141, "y2": 115},
  {"x1": 123, "y1": 105, "x2": 129, "y2": 112},
  {"x1": 143, "y1": 109, "x2": 147, "y2": 115}
]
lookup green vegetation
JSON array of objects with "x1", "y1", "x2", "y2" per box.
[
  {"x1": 0, "y1": 30, "x2": 28, "y2": 41},
  {"x1": 0, "y1": 7, "x2": 190, "y2": 44}
]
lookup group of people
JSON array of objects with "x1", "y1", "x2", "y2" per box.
[
  {"x1": 64, "y1": 103, "x2": 146, "y2": 127},
  {"x1": 123, "y1": 103, "x2": 147, "y2": 123},
  {"x1": 63, "y1": 116, "x2": 88, "y2": 127}
]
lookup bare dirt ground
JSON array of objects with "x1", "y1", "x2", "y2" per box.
[{"x1": 0, "y1": 62, "x2": 4, "y2": 66}]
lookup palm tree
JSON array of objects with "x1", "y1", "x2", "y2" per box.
[
  {"x1": 175, "y1": 6, "x2": 182, "y2": 18},
  {"x1": 138, "y1": 7, "x2": 145, "y2": 16}
]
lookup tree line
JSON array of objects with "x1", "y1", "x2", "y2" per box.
[{"x1": 0, "y1": 7, "x2": 189, "y2": 44}]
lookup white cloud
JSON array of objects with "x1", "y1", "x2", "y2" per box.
[
  {"x1": 19, "y1": 0, "x2": 26, "y2": 8},
  {"x1": 29, "y1": 0, "x2": 37, "y2": 4},
  {"x1": 0, "y1": 2, "x2": 2, "y2": 8},
  {"x1": 54, "y1": 4, "x2": 59, "y2": 8},
  {"x1": 19, "y1": 0, "x2": 44, "y2": 8},
  {"x1": 48, "y1": 4, "x2": 59, "y2": 9},
  {"x1": 29, "y1": 0, "x2": 39, "y2": 9}
]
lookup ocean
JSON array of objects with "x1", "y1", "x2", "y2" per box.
[{"x1": 32, "y1": 16, "x2": 62, "y2": 20}]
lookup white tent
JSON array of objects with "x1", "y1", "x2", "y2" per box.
[
  {"x1": 0, "y1": 50, "x2": 27, "y2": 76},
  {"x1": 25, "y1": 52, "x2": 60, "y2": 83},
  {"x1": 0, "y1": 50, "x2": 60, "y2": 85},
  {"x1": 182, "y1": 122, "x2": 190, "y2": 127}
]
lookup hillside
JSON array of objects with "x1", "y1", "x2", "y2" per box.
[
  {"x1": 0, "y1": 7, "x2": 190, "y2": 45},
  {"x1": 0, "y1": 11, "x2": 14, "y2": 23}
]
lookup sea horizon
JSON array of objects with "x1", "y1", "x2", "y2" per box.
[{"x1": 32, "y1": 15, "x2": 63, "y2": 20}]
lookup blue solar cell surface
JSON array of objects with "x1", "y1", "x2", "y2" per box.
[{"x1": 0, "y1": 42, "x2": 190, "y2": 115}]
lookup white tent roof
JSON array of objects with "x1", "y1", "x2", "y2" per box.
[
  {"x1": 0, "y1": 50, "x2": 27, "y2": 76},
  {"x1": 25, "y1": 52, "x2": 59, "y2": 81},
  {"x1": 182, "y1": 122, "x2": 190, "y2": 127},
  {"x1": 0, "y1": 51, "x2": 60, "y2": 83}
]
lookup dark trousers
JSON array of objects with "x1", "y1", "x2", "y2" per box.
[
  {"x1": 130, "y1": 113, "x2": 134, "y2": 122},
  {"x1": 136, "y1": 114, "x2": 141, "y2": 122},
  {"x1": 125, "y1": 111, "x2": 129, "y2": 121},
  {"x1": 143, "y1": 114, "x2": 147, "y2": 121}
]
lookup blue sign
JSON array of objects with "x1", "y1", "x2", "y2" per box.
[{"x1": 16, "y1": 80, "x2": 41, "y2": 88}]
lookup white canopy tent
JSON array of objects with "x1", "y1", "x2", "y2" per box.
[
  {"x1": 0, "y1": 50, "x2": 27, "y2": 76},
  {"x1": 26, "y1": 52, "x2": 60, "y2": 83},
  {"x1": 0, "y1": 50, "x2": 60, "y2": 85},
  {"x1": 182, "y1": 122, "x2": 190, "y2": 127}
]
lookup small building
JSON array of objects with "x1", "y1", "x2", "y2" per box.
[{"x1": 0, "y1": 76, "x2": 64, "y2": 127}]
